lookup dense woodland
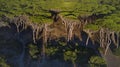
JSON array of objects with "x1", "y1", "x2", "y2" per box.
[{"x1": 0, "y1": 0, "x2": 120, "y2": 67}]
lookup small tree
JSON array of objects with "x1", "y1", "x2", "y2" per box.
[
  {"x1": 89, "y1": 56, "x2": 106, "y2": 67},
  {"x1": 64, "y1": 51, "x2": 77, "y2": 67},
  {"x1": 29, "y1": 44, "x2": 39, "y2": 59}
]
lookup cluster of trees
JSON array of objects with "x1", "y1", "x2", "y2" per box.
[
  {"x1": 0, "y1": 0, "x2": 120, "y2": 67},
  {"x1": 0, "y1": 0, "x2": 120, "y2": 31}
]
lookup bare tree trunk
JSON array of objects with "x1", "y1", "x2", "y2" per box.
[
  {"x1": 111, "y1": 32, "x2": 116, "y2": 45},
  {"x1": 31, "y1": 24, "x2": 43, "y2": 43},
  {"x1": 32, "y1": 26, "x2": 38, "y2": 43},
  {"x1": 104, "y1": 30, "x2": 111, "y2": 55},
  {"x1": 73, "y1": 63, "x2": 77, "y2": 67},
  {"x1": 84, "y1": 29, "x2": 95, "y2": 45},
  {"x1": 11, "y1": 15, "x2": 30, "y2": 33},
  {"x1": 57, "y1": 15, "x2": 84, "y2": 42},
  {"x1": 99, "y1": 28, "x2": 105, "y2": 48},
  {"x1": 116, "y1": 32, "x2": 119, "y2": 48},
  {"x1": 86, "y1": 36, "x2": 89, "y2": 45},
  {"x1": 99, "y1": 28, "x2": 112, "y2": 55},
  {"x1": 67, "y1": 23, "x2": 74, "y2": 41},
  {"x1": 42, "y1": 42, "x2": 46, "y2": 63},
  {"x1": 42, "y1": 24, "x2": 48, "y2": 62}
]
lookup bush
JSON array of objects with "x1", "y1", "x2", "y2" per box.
[
  {"x1": 89, "y1": 56, "x2": 106, "y2": 67},
  {"x1": 29, "y1": 44, "x2": 39, "y2": 59},
  {"x1": 0, "y1": 57, "x2": 10, "y2": 67}
]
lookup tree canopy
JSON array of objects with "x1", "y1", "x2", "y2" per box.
[{"x1": 0, "y1": 0, "x2": 120, "y2": 31}]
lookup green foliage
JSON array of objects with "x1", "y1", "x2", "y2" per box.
[
  {"x1": 95, "y1": 12, "x2": 120, "y2": 31},
  {"x1": 0, "y1": 57, "x2": 10, "y2": 67},
  {"x1": 29, "y1": 44, "x2": 39, "y2": 59},
  {"x1": 45, "y1": 40, "x2": 97, "y2": 65},
  {"x1": 64, "y1": 51, "x2": 77, "y2": 63},
  {"x1": 46, "y1": 47, "x2": 58, "y2": 56},
  {"x1": 1, "y1": 0, "x2": 120, "y2": 66},
  {"x1": 59, "y1": 41, "x2": 66, "y2": 46},
  {"x1": 89, "y1": 56, "x2": 106, "y2": 67},
  {"x1": 0, "y1": 0, "x2": 119, "y2": 25},
  {"x1": 85, "y1": 24, "x2": 99, "y2": 31}
]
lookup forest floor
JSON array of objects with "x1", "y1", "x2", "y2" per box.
[{"x1": 101, "y1": 48, "x2": 120, "y2": 67}]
